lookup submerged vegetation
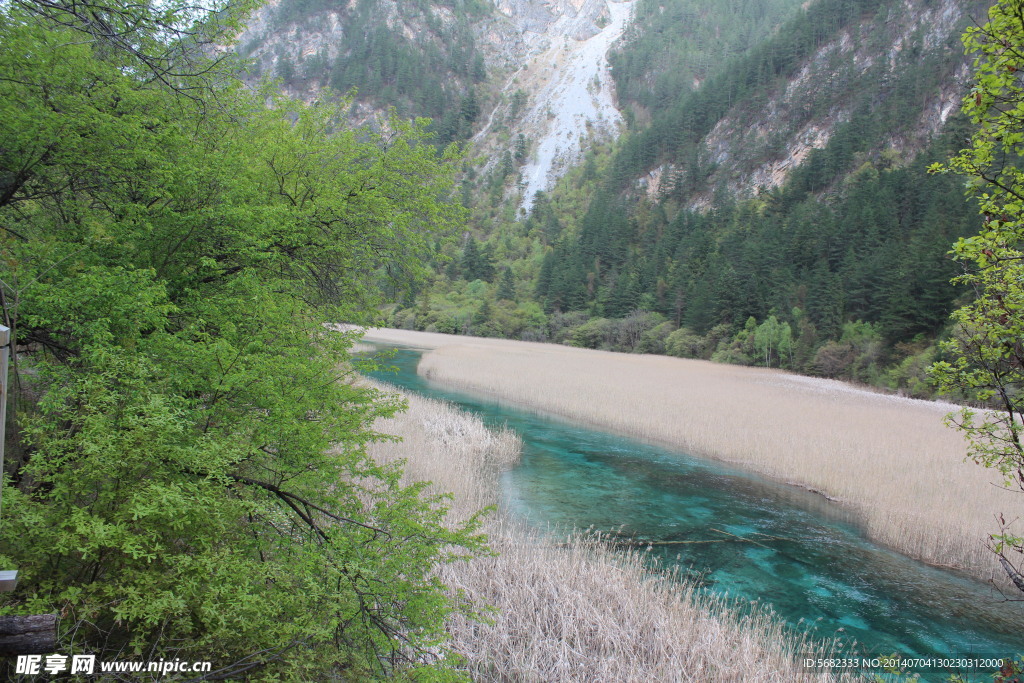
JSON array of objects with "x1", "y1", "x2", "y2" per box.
[{"x1": 367, "y1": 379, "x2": 858, "y2": 681}]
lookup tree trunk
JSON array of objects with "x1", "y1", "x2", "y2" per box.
[
  {"x1": 0, "y1": 614, "x2": 57, "y2": 654},
  {"x1": 1000, "y1": 556, "x2": 1024, "y2": 595}
]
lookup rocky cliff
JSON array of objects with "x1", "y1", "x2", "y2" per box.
[
  {"x1": 234, "y1": 0, "x2": 639, "y2": 208},
  {"x1": 476, "y1": 0, "x2": 635, "y2": 211}
]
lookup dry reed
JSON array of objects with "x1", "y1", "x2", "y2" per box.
[
  {"x1": 360, "y1": 328, "x2": 1016, "y2": 581},
  {"x1": 365, "y1": 378, "x2": 858, "y2": 682}
]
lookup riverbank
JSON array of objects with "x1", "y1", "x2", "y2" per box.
[
  {"x1": 359, "y1": 327, "x2": 1015, "y2": 583},
  {"x1": 365, "y1": 378, "x2": 854, "y2": 681}
]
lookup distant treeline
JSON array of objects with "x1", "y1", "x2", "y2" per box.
[
  {"x1": 391, "y1": 125, "x2": 975, "y2": 397},
  {"x1": 534, "y1": 122, "x2": 972, "y2": 345}
]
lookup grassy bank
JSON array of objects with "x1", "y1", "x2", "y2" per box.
[
  {"x1": 365, "y1": 379, "x2": 855, "y2": 681},
  {"x1": 360, "y1": 328, "x2": 1015, "y2": 581}
]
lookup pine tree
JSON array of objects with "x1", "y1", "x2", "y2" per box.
[
  {"x1": 472, "y1": 299, "x2": 492, "y2": 335},
  {"x1": 478, "y1": 241, "x2": 497, "y2": 281},
  {"x1": 497, "y1": 266, "x2": 517, "y2": 301},
  {"x1": 460, "y1": 88, "x2": 479, "y2": 123},
  {"x1": 461, "y1": 236, "x2": 482, "y2": 280},
  {"x1": 514, "y1": 133, "x2": 528, "y2": 162}
]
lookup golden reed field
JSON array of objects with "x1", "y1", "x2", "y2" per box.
[
  {"x1": 360, "y1": 327, "x2": 1017, "y2": 581},
  {"x1": 365, "y1": 379, "x2": 855, "y2": 681}
]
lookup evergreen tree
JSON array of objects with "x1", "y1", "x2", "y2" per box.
[
  {"x1": 460, "y1": 88, "x2": 479, "y2": 123},
  {"x1": 479, "y1": 241, "x2": 497, "y2": 281},
  {"x1": 497, "y1": 266, "x2": 517, "y2": 300},
  {"x1": 536, "y1": 251, "x2": 556, "y2": 302},
  {"x1": 472, "y1": 299, "x2": 493, "y2": 335},
  {"x1": 514, "y1": 133, "x2": 528, "y2": 162},
  {"x1": 461, "y1": 237, "x2": 482, "y2": 280}
]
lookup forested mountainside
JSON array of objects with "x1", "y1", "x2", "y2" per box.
[
  {"x1": 236, "y1": 0, "x2": 492, "y2": 143},
  {"x1": 608, "y1": 0, "x2": 972, "y2": 201},
  {"x1": 241, "y1": 0, "x2": 995, "y2": 396},
  {"x1": 383, "y1": 0, "x2": 993, "y2": 398}
]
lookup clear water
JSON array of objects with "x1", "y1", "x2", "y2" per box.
[{"x1": 364, "y1": 346, "x2": 1024, "y2": 678}]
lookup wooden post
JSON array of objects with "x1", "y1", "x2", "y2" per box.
[
  {"x1": 0, "y1": 323, "x2": 6, "y2": 525},
  {"x1": 0, "y1": 328, "x2": 55, "y2": 654},
  {"x1": 0, "y1": 324, "x2": 13, "y2": 592}
]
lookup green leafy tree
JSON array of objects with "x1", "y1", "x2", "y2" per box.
[
  {"x1": 0, "y1": 0, "x2": 480, "y2": 677},
  {"x1": 929, "y1": 0, "x2": 1024, "y2": 596},
  {"x1": 753, "y1": 315, "x2": 793, "y2": 368}
]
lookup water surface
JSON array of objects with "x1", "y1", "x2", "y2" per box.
[{"x1": 364, "y1": 345, "x2": 1024, "y2": 678}]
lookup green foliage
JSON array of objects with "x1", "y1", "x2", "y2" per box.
[
  {"x1": 885, "y1": 343, "x2": 937, "y2": 398},
  {"x1": 569, "y1": 317, "x2": 614, "y2": 349},
  {"x1": 929, "y1": 0, "x2": 1024, "y2": 579},
  {"x1": 810, "y1": 321, "x2": 883, "y2": 381},
  {"x1": 665, "y1": 326, "x2": 707, "y2": 359},
  {"x1": 459, "y1": 237, "x2": 495, "y2": 282},
  {"x1": 533, "y1": 133, "x2": 973, "y2": 354},
  {"x1": 753, "y1": 315, "x2": 793, "y2": 368},
  {"x1": 637, "y1": 320, "x2": 675, "y2": 355},
  {"x1": 496, "y1": 266, "x2": 517, "y2": 301},
  {"x1": 0, "y1": 1, "x2": 479, "y2": 677}
]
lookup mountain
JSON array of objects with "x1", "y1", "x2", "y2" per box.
[
  {"x1": 237, "y1": 0, "x2": 994, "y2": 396},
  {"x1": 235, "y1": 0, "x2": 491, "y2": 142},
  {"x1": 235, "y1": 0, "x2": 802, "y2": 199},
  {"x1": 609, "y1": 0, "x2": 974, "y2": 205}
]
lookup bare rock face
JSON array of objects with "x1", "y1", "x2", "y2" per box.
[
  {"x1": 494, "y1": 0, "x2": 610, "y2": 41},
  {"x1": 474, "y1": 0, "x2": 635, "y2": 212},
  {"x1": 232, "y1": 0, "x2": 971, "y2": 215}
]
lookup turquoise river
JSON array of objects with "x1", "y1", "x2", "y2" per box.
[{"x1": 364, "y1": 345, "x2": 1024, "y2": 680}]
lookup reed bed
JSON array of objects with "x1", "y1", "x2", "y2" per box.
[
  {"x1": 360, "y1": 328, "x2": 1016, "y2": 580},
  {"x1": 364, "y1": 379, "x2": 521, "y2": 522},
  {"x1": 365, "y1": 380, "x2": 857, "y2": 682}
]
